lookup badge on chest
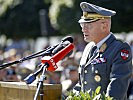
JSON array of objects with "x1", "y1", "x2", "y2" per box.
[
  {"x1": 91, "y1": 57, "x2": 106, "y2": 65},
  {"x1": 93, "y1": 69, "x2": 101, "y2": 82}
]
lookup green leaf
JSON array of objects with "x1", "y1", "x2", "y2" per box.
[
  {"x1": 95, "y1": 86, "x2": 101, "y2": 95},
  {"x1": 67, "y1": 86, "x2": 113, "y2": 100}
]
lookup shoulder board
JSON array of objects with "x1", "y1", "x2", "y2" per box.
[{"x1": 116, "y1": 39, "x2": 124, "y2": 43}]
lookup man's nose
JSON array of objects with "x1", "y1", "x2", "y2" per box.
[{"x1": 82, "y1": 27, "x2": 87, "y2": 33}]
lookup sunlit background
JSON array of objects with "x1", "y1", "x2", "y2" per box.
[{"x1": 0, "y1": 0, "x2": 133, "y2": 99}]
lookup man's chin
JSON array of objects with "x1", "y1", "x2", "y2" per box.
[{"x1": 84, "y1": 38, "x2": 90, "y2": 43}]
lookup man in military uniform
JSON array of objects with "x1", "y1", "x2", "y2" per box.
[{"x1": 73, "y1": 2, "x2": 132, "y2": 100}]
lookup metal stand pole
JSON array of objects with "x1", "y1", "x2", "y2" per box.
[{"x1": 34, "y1": 63, "x2": 48, "y2": 100}]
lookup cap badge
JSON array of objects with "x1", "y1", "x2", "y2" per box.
[
  {"x1": 83, "y1": 12, "x2": 88, "y2": 18},
  {"x1": 82, "y1": 4, "x2": 87, "y2": 9}
]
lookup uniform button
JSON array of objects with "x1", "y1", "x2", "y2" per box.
[
  {"x1": 84, "y1": 70, "x2": 87, "y2": 73},
  {"x1": 84, "y1": 81, "x2": 87, "y2": 84},
  {"x1": 95, "y1": 70, "x2": 98, "y2": 74}
]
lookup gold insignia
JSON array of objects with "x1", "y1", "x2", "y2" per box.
[
  {"x1": 99, "y1": 43, "x2": 107, "y2": 52},
  {"x1": 81, "y1": 13, "x2": 111, "y2": 20},
  {"x1": 82, "y1": 4, "x2": 87, "y2": 9},
  {"x1": 21, "y1": 69, "x2": 28, "y2": 73},
  {"x1": 94, "y1": 75, "x2": 101, "y2": 82},
  {"x1": 83, "y1": 12, "x2": 88, "y2": 18}
]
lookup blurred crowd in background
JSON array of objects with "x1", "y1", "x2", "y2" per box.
[{"x1": 0, "y1": 33, "x2": 133, "y2": 99}]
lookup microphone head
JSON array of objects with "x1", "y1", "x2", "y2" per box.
[
  {"x1": 61, "y1": 36, "x2": 73, "y2": 43},
  {"x1": 52, "y1": 36, "x2": 73, "y2": 55}
]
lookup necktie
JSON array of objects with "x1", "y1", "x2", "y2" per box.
[
  {"x1": 90, "y1": 46, "x2": 97, "y2": 58},
  {"x1": 86, "y1": 46, "x2": 97, "y2": 63}
]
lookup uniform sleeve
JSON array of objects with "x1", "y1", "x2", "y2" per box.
[
  {"x1": 106, "y1": 43, "x2": 132, "y2": 100},
  {"x1": 73, "y1": 81, "x2": 81, "y2": 95}
]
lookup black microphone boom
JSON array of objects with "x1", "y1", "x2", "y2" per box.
[{"x1": 0, "y1": 36, "x2": 73, "y2": 70}]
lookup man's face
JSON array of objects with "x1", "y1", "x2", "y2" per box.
[{"x1": 80, "y1": 20, "x2": 104, "y2": 43}]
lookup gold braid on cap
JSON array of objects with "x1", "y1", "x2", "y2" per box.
[{"x1": 81, "y1": 12, "x2": 111, "y2": 19}]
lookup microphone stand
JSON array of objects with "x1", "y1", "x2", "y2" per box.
[
  {"x1": 0, "y1": 46, "x2": 55, "y2": 70},
  {"x1": 0, "y1": 45, "x2": 56, "y2": 100},
  {"x1": 34, "y1": 63, "x2": 49, "y2": 100}
]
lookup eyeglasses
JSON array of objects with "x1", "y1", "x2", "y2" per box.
[
  {"x1": 80, "y1": 20, "x2": 105, "y2": 28},
  {"x1": 80, "y1": 22, "x2": 93, "y2": 29}
]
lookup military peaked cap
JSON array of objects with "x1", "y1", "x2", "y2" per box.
[{"x1": 78, "y1": 2, "x2": 116, "y2": 23}]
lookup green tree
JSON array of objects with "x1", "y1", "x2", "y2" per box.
[
  {"x1": 0, "y1": 0, "x2": 55, "y2": 38},
  {"x1": 0, "y1": 0, "x2": 133, "y2": 38},
  {"x1": 47, "y1": 0, "x2": 133, "y2": 34},
  {"x1": 45, "y1": 0, "x2": 81, "y2": 35},
  {"x1": 0, "y1": 0, "x2": 21, "y2": 16}
]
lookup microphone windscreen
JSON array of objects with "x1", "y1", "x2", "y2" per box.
[
  {"x1": 52, "y1": 40, "x2": 70, "y2": 55},
  {"x1": 52, "y1": 43, "x2": 74, "y2": 63},
  {"x1": 61, "y1": 36, "x2": 73, "y2": 43},
  {"x1": 41, "y1": 43, "x2": 74, "y2": 71}
]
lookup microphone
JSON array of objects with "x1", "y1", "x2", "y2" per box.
[
  {"x1": 42, "y1": 43, "x2": 74, "y2": 71},
  {"x1": 51, "y1": 36, "x2": 73, "y2": 55},
  {"x1": 61, "y1": 36, "x2": 73, "y2": 43},
  {"x1": 24, "y1": 42, "x2": 74, "y2": 84},
  {"x1": 42, "y1": 36, "x2": 73, "y2": 56}
]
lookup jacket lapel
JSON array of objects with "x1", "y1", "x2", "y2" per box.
[
  {"x1": 85, "y1": 34, "x2": 116, "y2": 67},
  {"x1": 85, "y1": 51, "x2": 100, "y2": 67},
  {"x1": 80, "y1": 42, "x2": 95, "y2": 66}
]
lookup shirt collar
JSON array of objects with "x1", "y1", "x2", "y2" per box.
[{"x1": 96, "y1": 33, "x2": 112, "y2": 49}]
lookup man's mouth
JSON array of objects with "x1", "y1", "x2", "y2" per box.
[{"x1": 84, "y1": 34, "x2": 88, "y2": 36}]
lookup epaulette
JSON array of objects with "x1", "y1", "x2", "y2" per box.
[{"x1": 116, "y1": 39, "x2": 125, "y2": 43}]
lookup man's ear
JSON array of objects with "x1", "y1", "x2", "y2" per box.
[
  {"x1": 100, "y1": 21, "x2": 106, "y2": 31},
  {"x1": 102, "y1": 21, "x2": 107, "y2": 30}
]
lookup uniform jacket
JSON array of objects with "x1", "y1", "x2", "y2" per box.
[{"x1": 73, "y1": 34, "x2": 132, "y2": 100}]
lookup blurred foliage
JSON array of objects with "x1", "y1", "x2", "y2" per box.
[
  {"x1": 47, "y1": 0, "x2": 133, "y2": 34},
  {"x1": 45, "y1": 0, "x2": 81, "y2": 35},
  {"x1": 0, "y1": 0, "x2": 54, "y2": 38},
  {"x1": 47, "y1": 0, "x2": 74, "y2": 28},
  {"x1": 0, "y1": 0, "x2": 21, "y2": 16},
  {"x1": 0, "y1": 0, "x2": 133, "y2": 38},
  {"x1": 67, "y1": 86, "x2": 113, "y2": 100}
]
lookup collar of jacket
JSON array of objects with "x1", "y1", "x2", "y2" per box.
[
  {"x1": 80, "y1": 34, "x2": 116, "y2": 67},
  {"x1": 100, "y1": 34, "x2": 116, "y2": 53}
]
